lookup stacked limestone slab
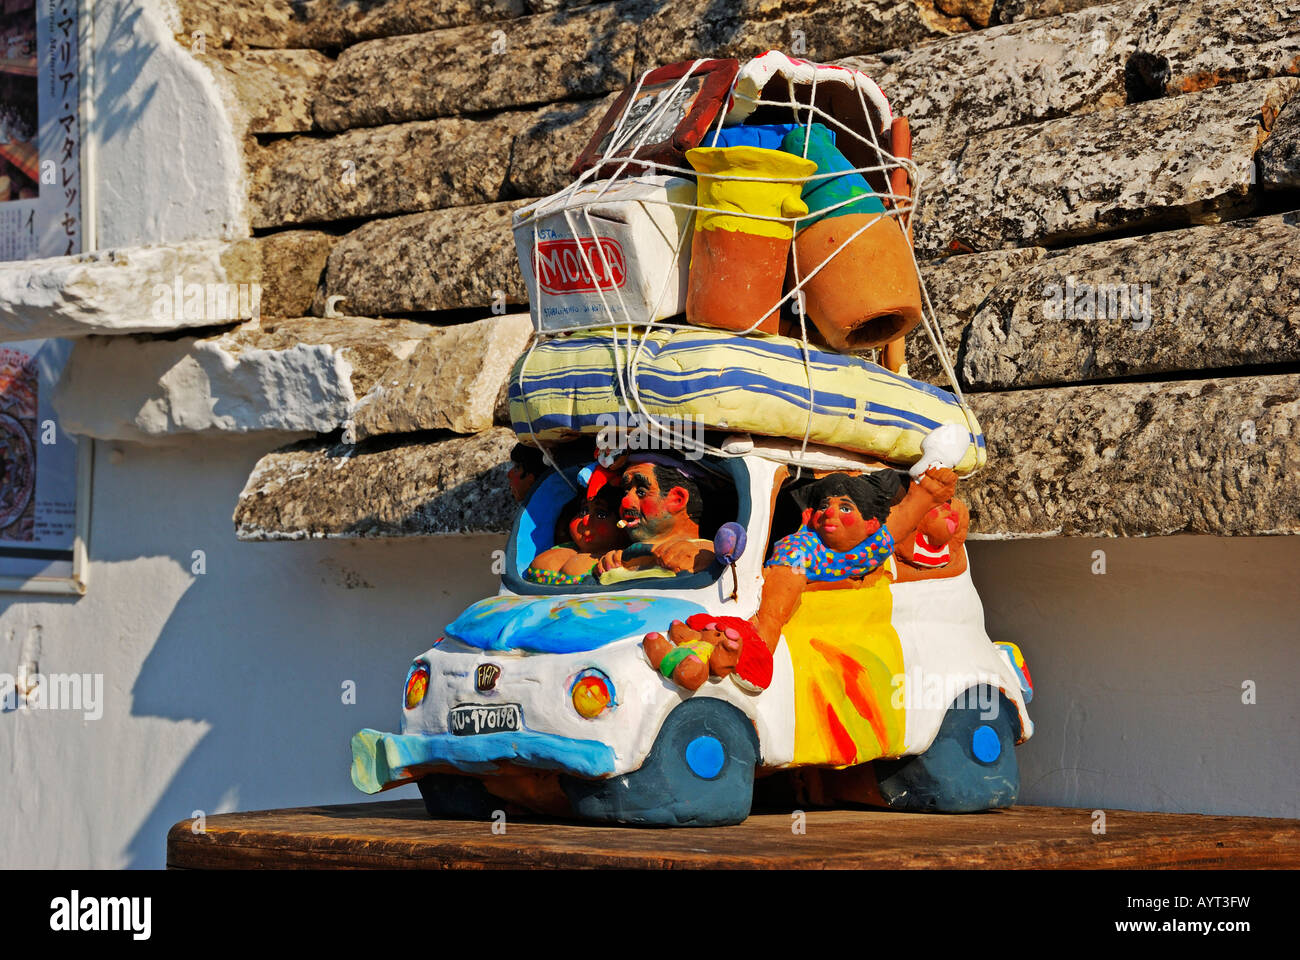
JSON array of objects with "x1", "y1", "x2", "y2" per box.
[{"x1": 4, "y1": 0, "x2": 1296, "y2": 539}]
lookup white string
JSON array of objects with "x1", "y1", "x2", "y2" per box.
[
  {"x1": 790, "y1": 74, "x2": 818, "y2": 471},
  {"x1": 514, "y1": 63, "x2": 975, "y2": 478}
]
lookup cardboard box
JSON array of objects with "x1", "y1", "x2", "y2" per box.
[{"x1": 512, "y1": 176, "x2": 696, "y2": 332}]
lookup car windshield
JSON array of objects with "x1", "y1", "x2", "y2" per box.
[{"x1": 503, "y1": 453, "x2": 749, "y2": 596}]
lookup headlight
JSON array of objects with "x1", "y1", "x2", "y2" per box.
[
  {"x1": 405, "y1": 661, "x2": 430, "y2": 710},
  {"x1": 571, "y1": 668, "x2": 615, "y2": 719}
]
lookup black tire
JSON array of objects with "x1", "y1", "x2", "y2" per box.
[
  {"x1": 872, "y1": 686, "x2": 1020, "y2": 813},
  {"x1": 561, "y1": 697, "x2": 759, "y2": 826},
  {"x1": 416, "y1": 773, "x2": 500, "y2": 820}
]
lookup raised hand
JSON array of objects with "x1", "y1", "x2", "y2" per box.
[{"x1": 916, "y1": 466, "x2": 957, "y2": 505}]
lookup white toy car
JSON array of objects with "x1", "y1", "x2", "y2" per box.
[{"x1": 351, "y1": 437, "x2": 1034, "y2": 826}]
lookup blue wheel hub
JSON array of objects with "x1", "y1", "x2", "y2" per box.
[
  {"x1": 971, "y1": 724, "x2": 1001, "y2": 763},
  {"x1": 685, "y1": 735, "x2": 726, "y2": 779}
]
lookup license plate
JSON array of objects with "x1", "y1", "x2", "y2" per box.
[{"x1": 449, "y1": 703, "x2": 522, "y2": 736}]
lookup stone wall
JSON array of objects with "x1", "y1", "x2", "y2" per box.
[{"x1": 15, "y1": 0, "x2": 1300, "y2": 538}]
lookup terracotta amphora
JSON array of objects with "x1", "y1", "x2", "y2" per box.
[{"x1": 685, "y1": 145, "x2": 816, "y2": 334}]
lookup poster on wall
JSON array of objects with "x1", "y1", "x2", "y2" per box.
[
  {"x1": 0, "y1": 338, "x2": 88, "y2": 593},
  {"x1": 0, "y1": 1, "x2": 88, "y2": 593},
  {"x1": 0, "y1": 0, "x2": 82, "y2": 261}
]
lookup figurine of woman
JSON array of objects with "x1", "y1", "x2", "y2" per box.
[
  {"x1": 649, "y1": 466, "x2": 957, "y2": 766},
  {"x1": 752, "y1": 467, "x2": 956, "y2": 643},
  {"x1": 750, "y1": 467, "x2": 956, "y2": 765}
]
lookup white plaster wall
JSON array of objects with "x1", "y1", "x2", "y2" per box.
[
  {"x1": 91, "y1": 0, "x2": 248, "y2": 248},
  {"x1": 969, "y1": 538, "x2": 1300, "y2": 819},
  {"x1": 0, "y1": 437, "x2": 501, "y2": 868},
  {"x1": 0, "y1": 438, "x2": 1294, "y2": 868}
]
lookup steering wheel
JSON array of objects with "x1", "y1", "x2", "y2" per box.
[{"x1": 621, "y1": 542, "x2": 655, "y2": 560}]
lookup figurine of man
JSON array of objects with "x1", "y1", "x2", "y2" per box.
[{"x1": 595, "y1": 454, "x2": 715, "y2": 583}]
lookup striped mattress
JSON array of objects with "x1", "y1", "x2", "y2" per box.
[{"x1": 508, "y1": 328, "x2": 985, "y2": 475}]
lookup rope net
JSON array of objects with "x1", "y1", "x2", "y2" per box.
[{"x1": 511, "y1": 53, "x2": 980, "y2": 482}]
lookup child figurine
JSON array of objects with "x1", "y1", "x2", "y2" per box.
[
  {"x1": 643, "y1": 614, "x2": 771, "y2": 692},
  {"x1": 525, "y1": 466, "x2": 626, "y2": 585},
  {"x1": 894, "y1": 498, "x2": 970, "y2": 581}
]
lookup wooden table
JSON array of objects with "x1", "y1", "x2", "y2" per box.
[{"x1": 167, "y1": 801, "x2": 1300, "y2": 869}]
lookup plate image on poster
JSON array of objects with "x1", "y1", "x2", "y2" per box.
[
  {"x1": 0, "y1": 344, "x2": 44, "y2": 546},
  {"x1": 0, "y1": 339, "x2": 85, "y2": 592},
  {"x1": 0, "y1": 0, "x2": 40, "y2": 204},
  {"x1": 0, "y1": 347, "x2": 37, "y2": 537},
  {"x1": 0, "y1": 411, "x2": 35, "y2": 535}
]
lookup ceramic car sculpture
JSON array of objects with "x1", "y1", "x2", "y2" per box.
[
  {"x1": 351, "y1": 438, "x2": 1034, "y2": 826},
  {"x1": 350, "y1": 50, "x2": 1036, "y2": 826}
]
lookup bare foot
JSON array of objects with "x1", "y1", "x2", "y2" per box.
[{"x1": 642, "y1": 631, "x2": 672, "y2": 671}]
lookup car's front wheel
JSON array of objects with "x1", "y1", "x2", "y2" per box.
[{"x1": 560, "y1": 697, "x2": 759, "y2": 826}]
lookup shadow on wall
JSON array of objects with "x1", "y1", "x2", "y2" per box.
[
  {"x1": 92, "y1": 1, "x2": 158, "y2": 148},
  {"x1": 123, "y1": 532, "x2": 502, "y2": 868}
]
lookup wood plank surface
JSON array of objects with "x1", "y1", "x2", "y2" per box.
[{"x1": 167, "y1": 801, "x2": 1300, "y2": 870}]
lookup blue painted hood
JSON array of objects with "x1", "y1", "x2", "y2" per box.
[{"x1": 445, "y1": 594, "x2": 709, "y2": 654}]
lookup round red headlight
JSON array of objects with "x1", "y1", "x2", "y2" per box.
[
  {"x1": 405, "y1": 662, "x2": 430, "y2": 710},
  {"x1": 571, "y1": 668, "x2": 615, "y2": 719}
]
